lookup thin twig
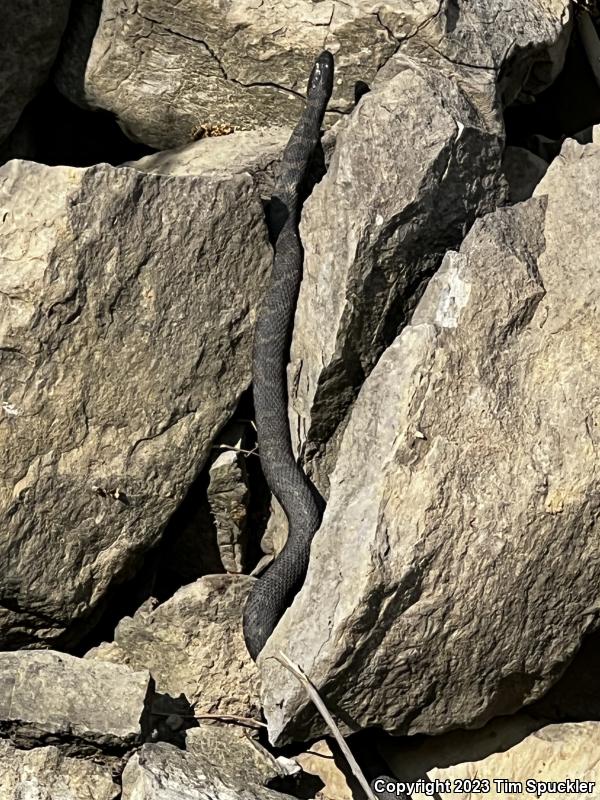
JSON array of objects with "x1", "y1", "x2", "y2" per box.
[
  {"x1": 272, "y1": 651, "x2": 378, "y2": 800},
  {"x1": 152, "y1": 710, "x2": 267, "y2": 729}
]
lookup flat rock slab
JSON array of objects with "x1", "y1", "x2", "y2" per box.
[
  {"x1": 0, "y1": 160, "x2": 271, "y2": 648},
  {"x1": 261, "y1": 137, "x2": 600, "y2": 744},
  {"x1": 0, "y1": 650, "x2": 152, "y2": 753},
  {"x1": 121, "y1": 737, "x2": 298, "y2": 800},
  {"x1": 0, "y1": 1, "x2": 71, "y2": 144},
  {"x1": 0, "y1": 740, "x2": 119, "y2": 800},
  {"x1": 87, "y1": 575, "x2": 260, "y2": 721}
]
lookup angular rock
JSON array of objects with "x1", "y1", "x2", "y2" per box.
[
  {"x1": 79, "y1": 0, "x2": 569, "y2": 151},
  {"x1": 261, "y1": 137, "x2": 600, "y2": 743},
  {"x1": 0, "y1": 1, "x2": 71, "y2": 144},
  {"x1": 208, "y1": 430, "x2": 250, "y2": 574},
  {"x1": 128, "y1": 128, "x2": 290, "y2": 200},
  {"x1": 294, "y1": 740, "x2": 353, "y2": 800},
  {"x1": 87, "y1": 575, "x2": 260, "y2": 721},
  {"x1": 81, "y1": 0, "x2": 437, "y2": 149},
  {"x1": 0, "y1": 160, "x2": 271, "y2": 648},
  {"x1": 289, "y1": 1, "x2": 571, "y2": 493},
  {"x1": 0, "y1": 650, "x2": 152, "y2": 753},
  {"x1": 380, "y1": 718, "x2": 600, "y2": 799},
  {"x1": 414, "y1": 0, "x2": 571, "y2": 105},
  {"x1": 289, "y1": 53, "x2": 505, "y2": 493},
  {"x1": 121, "y1": 735, "x2": 298, "y2": 800},
  {"x1": 0, "y1": 741, "x2": 119, "y2": 800}
]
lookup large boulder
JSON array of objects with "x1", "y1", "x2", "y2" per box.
[
  {"x1": 87, "y1": 575, "x2": 261, "y2": 722},
  {"x1": 0, "y1": 159, "x2": 271, "y2": 648},
  {"x1": 260, "y1": 137, "x2": 600, "y2": 744},
  {"x1": 66, "y1": 1, "x2": 569, "y2": 149},
  {"x1": 121, "y1": 727, "x2": 299, "y2": 800},
  {"x1": 0, "y1": 650, "x2": 152, "y2": 754},
  {"x1": 0, "y1": 741, "x2": 119, "y2": 800}
]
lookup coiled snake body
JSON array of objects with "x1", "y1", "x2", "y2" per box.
[{"x1": 242, "y1": 51, "x2": 334, "y2": 660}]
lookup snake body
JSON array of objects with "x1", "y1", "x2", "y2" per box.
[
  {"x1": 242, "y1": 51, "x2": 334, "y2": 661},
  {"x1": 241, "y1": 51, "x2": 411, "y2": 800}
]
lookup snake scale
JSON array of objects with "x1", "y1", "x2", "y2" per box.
[
  {"x1": 241, "y1": 51, "x2": 409, "y2": 800},
  {"x1": 242, "y1": 51, "x2": 333, "y2": 660}
]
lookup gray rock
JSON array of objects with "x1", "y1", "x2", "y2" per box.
[
  {"x1": 79, "y1": 1, "x2": 570, "y2": 150},
  {"x1": 502, "y1": 146, "x2": 548, "y2": 204},
  {"x1": 380, "y1": 718, "x2": 600, "y2": 798},
  {"x1": 0, "y1": 650, "x2": 152, "y2": 753},
  {"x1": 0, "y1": 1, "x2": 71, "y2": 144},
  {"x1": 121, "y1": 734, "x2": 298, "y2": 800},
  {"x1": 81, "y1": 0, "x2": 438, "y2": 149},
  {"x1": 289, "y1": 53, "x2": 505, "y2": 494},
  {"x1": 127, "y1": 128, "x2": 291, "y2": 200},
  {"x1": 0, "y1": 159, "x2": 271, "y2": 648},
  {"x1": 260, "y1": 137, "x2": 600, "y2": 744},
  {"x1": 413, "y1": 0, "x2": 571, "y2": 105},
  {"x1": 208, "y1": 427, "x2": 250, "y2": 574},
  {"x1": 0, "y1": 740, "x2": 119, "y2": 800},
  {"x1": 87, "y1": 575, "x2": 261, "y2": 722}
]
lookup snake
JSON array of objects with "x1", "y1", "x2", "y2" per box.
[
  {"x1": 242, "y1": 50, "x2": 334, "y2": 661},
  {"x1": 241, "y1": 51, "x2": 410, "y2": 800}
]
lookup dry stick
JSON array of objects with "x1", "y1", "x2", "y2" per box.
[
  {"x1": 272, "y1": 651, "x2": 378, "y2": 800},
  {"x1": 152, "y1": 710, "x2": 266, "y2": 729}
]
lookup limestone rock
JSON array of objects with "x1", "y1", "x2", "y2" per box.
[
  {"x1": 80, "y1": 0, "x2": 437, "y2": 149},
  {"x1": 128, "y1": 128, "x2": 290, "y2": 201},
  {"x1": 0, "y1": 159, "x2": 271, "y2": 648},
  {"x1": 289, "y1": 53, "x2": 505, "y2": 494},
  {"x1": 208, "y1": 430, "x2": 250, "y2": 574},
  {"x1": 0, "y1": 650, "x2": 152, "y2": 753},
  {"x1": 0, "y1": 1, "x2": 71, "y2": 144},
  {"x1": 121, "y1": 735, "x2": 299, "y2": 800},
  {"x1": 260, "y1": 137, "x2": 600, "y2": 744},
  {"x1": 87, "y1": 575, "x2": 260, "y2": 722},
  {"x1": 379, "y1": 717, "x2": 600, "y2": 800},
  {"x1": 295, "y1": 740, "x2": 353, "y2": 800},
  {"x1": 288, "y1": 0, "x2": 570, "y2": 494},
  {"x1": 0, "y1": 741, "x2": 119, "y2": 800}
]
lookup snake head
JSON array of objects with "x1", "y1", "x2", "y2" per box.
[{"x1": 307, "y1": 50, "x2": 334, "y2": 102}]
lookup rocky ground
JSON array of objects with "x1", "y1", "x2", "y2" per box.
[{"x1": 0, "y1": 1, "x2": 599, "y2": 798}]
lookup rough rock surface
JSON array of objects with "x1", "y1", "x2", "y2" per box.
[
  {"x1": 288, "y1": 0, "x2": 571, "y2": 494},
  {"x1": 87, "y1": 575, "x2": 260, "y2": 721},
  {"x1": 128, "y1": 128, "x2": 290, "y2": 200},
  {"x1": 77, "y1": 1, "x2": 570, "y2": 150},
  {"x1": 208, "y1": 436, "x2": 250, "y2": 574},
  {"x1": 289, "y1": 51, "x2": 505, "y2": 494},
  {"x1": 0, "y1": 1, "x2": 71, "y2": 144},
  {"x1": 0, "y1": 740, "x2": 119, "y2": 800},
  {"x1": 381, "y1": 718, "x2": 600, "y2": 799},
  {"x1": 121, "y1": 735, "x2": 298, "y2": 800},
  {"x1": 0, "y1": 650, "x2": 152, "y2": 753},
  {"x1": 260, "y1": 137, "x2": 600, "y2": 744},
  {"x1": 0, "y1": 159, "x2": 271, "y2": 648}
]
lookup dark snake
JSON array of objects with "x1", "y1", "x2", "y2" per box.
[
  {"x1": 242, "y1": 50, "x2": 333, "y2": 660},
  {"x1": 242, "y1": 51, "x2": 410, "y2": 800}
]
